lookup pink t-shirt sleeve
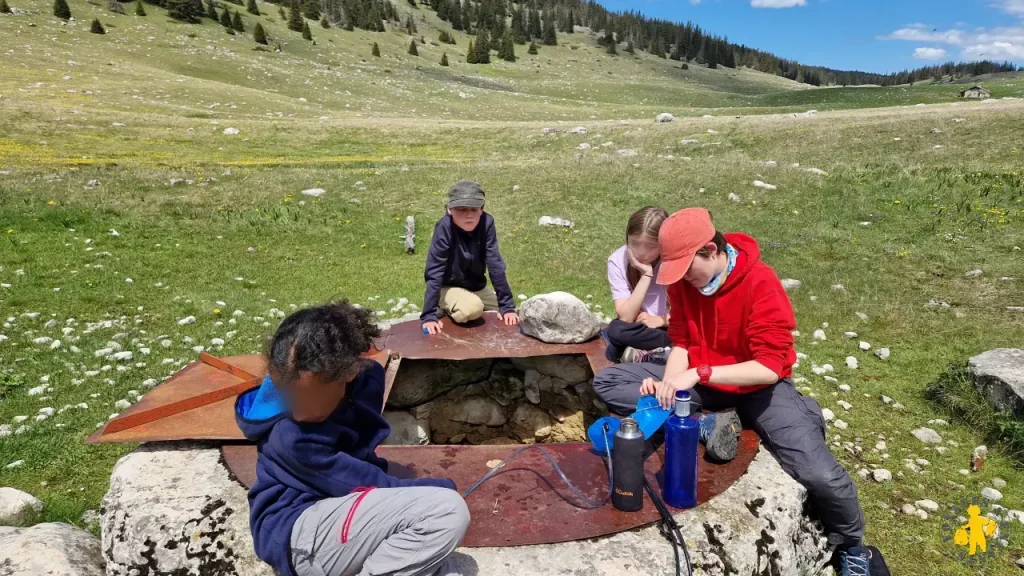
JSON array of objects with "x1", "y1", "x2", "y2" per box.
[{"x1": 607, "y1": 246, "x2": 632, "y2": 301}]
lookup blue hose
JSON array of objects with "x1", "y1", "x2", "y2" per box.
[{"x1": 462, "y1": 425, "x2": 614, "y2": 509}]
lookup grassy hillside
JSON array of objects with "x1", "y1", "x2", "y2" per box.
[{"x1": 2, "y1": 1, "x2": 1024, "y2": 575}]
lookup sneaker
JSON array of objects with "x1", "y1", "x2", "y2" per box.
[
  {"x1": 698, "y1": 411, "x2": 741, "y2": 462},
  {"x1": 838, "y1": 546, "x2": 871, "y2": 576},
  {"x1": 621, "y1": 346, "x2": 671, "y2": 364}
]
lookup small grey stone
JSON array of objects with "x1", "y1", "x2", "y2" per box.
[
  {"x1": 981, "y1": 487, "x2": 1003, "y2": 502},
  {"x1": 915, "y1": 500, "x2": 939, "y2": 512},
  {"x1": 781, "y1": 279, "x2": 802, "y2": 291},
  {"x1": 993, "y1": 477, "x2": 1007, "y2": 489},
  {"x1": 911, "y1": 427, "x2": 943, "y2": 444},
  {"x1": 901, "y1": 504, "x2": 917, "y2": 515},
  {"x1": 874, "y1": 348, "x2": 891, "y2": 360}
]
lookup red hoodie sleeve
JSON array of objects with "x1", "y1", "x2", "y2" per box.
[
  {"x1": 746, "y1": 274, "x2": 796, "y2": 378},
  {"x1": 665, "y1": 282, "x2": 690, "y2": 349}
]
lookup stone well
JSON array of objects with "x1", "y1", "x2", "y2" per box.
[
  {"x1": 101, "y1": 442, "x2": 832, "y2": 576},
  {"x1": 381, "y1": 355, "x2": 606, "y2": 446}
]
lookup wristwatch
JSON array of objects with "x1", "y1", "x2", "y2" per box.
[{"x1": 696, "y1": 364, "x2": 712, "y2": 385}]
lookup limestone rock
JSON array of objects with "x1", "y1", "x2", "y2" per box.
[
  {"x1": 655, "y1": 112, "x2": 674, "y2": 123},
  {"x1": 915, "y1": 500, "x2": 939, "y2": 512},
  {"x1": 524, "y1": 369, "x2": 542, "y2": 404},
  {"x1": 781, "y1": 279, "x2": 802, "y2": 291},
  {"x1": 968, "y1": 348, "x2": 1024, "y2": 418},
  {"x1": 451, "y1": 396, "x2": 507, "y2": 427},
  {"x1": 510, "y1": 404, "x2": 553, "y2": 442},
  {"x1": 386, "y1": 359, "x2": 492, "y2": 408},
  {"x1": 981, "y1": 487, "x2": 1003, "y2": 502},
  {"x1": 872, "y1": 469, "x2": 892, "y2": 482},
  {"x1": 511, "y1": 355, "x2": 592, "y2": 384},
  {"x1": 520, "y1": 292, "x2": 601, "y2": 344},
  {"x1": 0, "y1": 522, "x2": 104, "y2": 576},
  {"x1": 101, "y1": 443, "x2": 828, "y2": 576},
  {"x1": 102, "y1": 442, "x2": 272, "y2": 576},
  {"x1": 0, "y1": 487, "x2": 44, "y2": 525},
  {"x1": 911, "y1": 427, "x2": 943, "y2": 444},
  {"x1": 381, "y1": 410, "x2": 430, "y2": 445}
]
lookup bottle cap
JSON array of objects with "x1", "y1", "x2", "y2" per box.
[{"x1": 674, "y1": 391, "x2": 691, "y2": 402}]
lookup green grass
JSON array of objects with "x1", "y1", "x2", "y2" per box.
[{"x1": 3, "y1": 0, "x2": 1024, "y2": 574}]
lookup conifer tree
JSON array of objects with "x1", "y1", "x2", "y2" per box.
[
  {"x1": 301, "y1": 0, "x2": 318, "y2": 20},
  {"x1": 134, "y1": 0, "x2": 146, "y2": 16},
  {"x1": 408, "y1": 39, "x2": 418, "y2": 55},
  {"x1": 527, "y1": 40, "x2": 537, "y2": 55},
  {"x1": 499, "y1": 29, "x2": 515, "y2": 62},
  {"x1": 511, "y1": 8, "x2": 526, "y2": 44},
  {"x1": 287, "y1": 1, "x2": 304, "y2": 31},
  {"x1": 301, "y1": 21, "x2": 312, "y2": 40},
  {"x1": 528, "y1": 8, "x2": 541, "y2": 39},
  {"x1": 0, "y1": 0, "x2": 11, "y2": 14},
  {"x1": 450, "y1": 0, "x2": 462, "y2": 30},
  {"x1": 167, "y1": 0, "x2": 199, "y2": 22},
  {"x1": 466, "y1": 39, "x2": 476, "y2": 63},
  {"x1": 232, "y1": 10, "x2": 244, "y2": 31},
  {"x1": 542, "y1": 17, "x2": 556, "y2": 46},
  {"x1": 206, "y1": 0, "x2": 218, "y2": 19},
  {"x1": 440, "y1": 51, "x2": 449, "y2": 66},
  {"x1": 407, "y1": 0, "x2": 415, "y2": 6},
  {"x1": 566, "y1": 8, "x2": 574, "y2": 33},
  {"x1": 245, "y1": 0, "x2": 257, "y2": 15},
  {"x1": 53, "y1": 0, "x2": 70, "y2": 20},
  {"x1": 320, "y1": 14, "x2": 328, "y2": 27},
  {"x1": 90, "y1": 18, "x2": 105, "y2": 33},
  {"x1": 254, "y1": 22, "x2": 268, "y2": 44},
  {"x1": 474, "y1": 27, "x2": 490, "y2": 63},
  {"x1": 460, "y1": 0, "x2": 471, "y2": 32},
  {"x1": 220, "y1": 7, "x2": 232, "y2": 27},
  {"x1": 405, "y1": 14, "x2": 416, "y2": 34},
  {"x1": 277, "y1": 5, "x2": 284, "y2": 18},
  {"x1": 606, "y1": 39, "x2": 616, "y2": 55},
  {"x1": 625, "y1": 41, "x2": 634, "y2": 54},
  {"x1": 372, "y1": 42, "x2": 380, "y2": 57}
]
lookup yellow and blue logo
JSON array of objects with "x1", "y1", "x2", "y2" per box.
[{"x1": 942, "y1": 497, "x2": 1012, "y2": 566}]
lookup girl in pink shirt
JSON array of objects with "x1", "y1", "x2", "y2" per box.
[{"x1": 603, "y1": 206, "x2": 672, "y2": 363}]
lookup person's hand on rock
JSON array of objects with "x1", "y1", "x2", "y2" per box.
[
  {"x1": 499, "y1": 312, "x2": 520, "y2": 326},
  {"x1": 422, "y1": 320, "x2": 444, "y2": 335}
]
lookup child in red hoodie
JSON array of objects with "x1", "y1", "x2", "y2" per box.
[{"x1": 593, "y1": 208, "x2": 885, "y2": 576}]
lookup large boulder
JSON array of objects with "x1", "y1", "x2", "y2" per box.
[
  {"x1": 969, "y1": 348, "x2": 1024, "y2": 418},
  {"x1": 0, "y1": 522, "x2": 105, "y2": 576},
  {"x1": 386, "y1": 358, "x2": 493, "y2": 408},
  {"x1": 101, "y1": 444, "x2": 829, "y2": 576},
  {"x1": 0, "y1": 486, "x2": 44, "y2": 525},
  {"x1": 520, "y1": 292, "x2": 602, "y2": 344},
  {"x1": 102, "y1": 442, "x2": 274, "y2": 576}
]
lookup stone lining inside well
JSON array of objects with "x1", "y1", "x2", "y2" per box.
[{"x1": 381, "y1": 355, "x2": 607, "y2": 445}]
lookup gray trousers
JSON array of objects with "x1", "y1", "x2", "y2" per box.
[
  {"x1": 593, "y1": 362, "x2": 865, "y2": 547},
  {"x1": 290, "y1": 487, "x2": 470, "y2": 576}
]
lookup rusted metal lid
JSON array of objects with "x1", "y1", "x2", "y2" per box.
[{"x1": 221, "y1": 431, "x2": 760, "y2": 548}]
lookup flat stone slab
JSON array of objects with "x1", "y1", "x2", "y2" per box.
[
  {"x1": 0, "y1": 522, "x2": 105, "y2": 576},
  {"x1": 969, "y1": 348, "x2": 1024, "y2": 417},
  {"x1": 102, "y1": 442, "x2": 830, "y2": 576}
]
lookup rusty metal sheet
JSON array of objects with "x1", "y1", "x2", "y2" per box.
[
  {"x1": 377, "y1": 312, "x2": 606, "y2": 363},
  {"x1": 88, "y1": 316, "x2": 613, "y2": 445},
  {"x1": 86, "y1": 350, "x2": 392, "y2": 444},
  {"x1": 221, "y1": 431, "x2": 759, "y2": 548}
]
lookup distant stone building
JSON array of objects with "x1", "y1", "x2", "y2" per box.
[{"x1": 959, "y1": 85, "x2": 991, "y2": 99}]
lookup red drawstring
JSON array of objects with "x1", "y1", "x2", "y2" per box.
[{"x1": 340, "y1": 487, "x2": 375, "y2": 544}]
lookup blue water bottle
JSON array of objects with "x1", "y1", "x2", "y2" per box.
[{"x1": 663, "y1": 390, "x2": 699, "y2": 509}]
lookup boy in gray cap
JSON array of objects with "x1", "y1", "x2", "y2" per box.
[{"x1": 421, "y1": 181, "x2": 519, "y2": 334}]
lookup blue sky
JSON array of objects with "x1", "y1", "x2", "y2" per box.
[{"x1": 596, "y1": 0, "x2": 1024, "y2": 73}]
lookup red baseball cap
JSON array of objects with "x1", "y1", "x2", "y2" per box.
[{"x1": 656, "y1": 208, "x2": 716, "y2": 286}]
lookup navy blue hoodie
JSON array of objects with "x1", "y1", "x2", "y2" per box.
[
  {"x1": 420, "y1": 212, "x2": 516, "y2": 323},
  {"x1": 234, "y1": 363, "x2": 456, "y2": 576}
]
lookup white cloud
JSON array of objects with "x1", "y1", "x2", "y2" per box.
[
  {"x1": 751, "y1": 0, "x2": 807, "y2": 8},
  {"x1": 690, "y1": 0, "x2": 702, "y2": 4},
  {"x1": 883, "y1": 22, "x2": 1024, "y2": 62},
  {"x1": 912, "y1": 47, "x2": 949, "y2": 60},
  {"x1": 992, "y1": 0, "x2": 1024, "y2": 17},
  {"x1": 963, "y1": 41, "x2": 1024, "y2": 59}
]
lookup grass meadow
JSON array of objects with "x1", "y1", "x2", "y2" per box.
[{"x1": 2, "y1": 0, "x2": 1024, "y2": 573}]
